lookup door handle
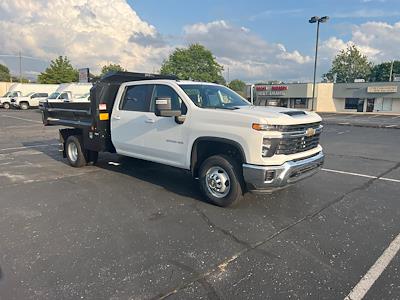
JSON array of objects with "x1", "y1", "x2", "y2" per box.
[
  {"x1": 113, "y1": 115, "x2": 121, "y2": 120},
  {"x1": 145, "y1": 119, "x2": 155, "y2": 123}
]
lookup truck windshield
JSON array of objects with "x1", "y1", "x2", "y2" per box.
[
  {"x1": 48, "y1": 92, "x2": 60, "y2": 99},
  {"x1": 179, "y1": 84, "x2": 250, "y2": 109}
]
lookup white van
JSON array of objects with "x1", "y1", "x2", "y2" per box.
[
  {"x1": 40, "y1": 83, "x2": 93, "y2": 109},
  {"x1": 0, "y1": 83, "x2": 59, "y2": 109}
]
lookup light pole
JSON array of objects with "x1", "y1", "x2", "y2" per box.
[{"x1": 309, "y1": 15, "x2": 329, "y2": 111}]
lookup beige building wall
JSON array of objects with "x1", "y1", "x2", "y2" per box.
[
  {"x1": 315, "y1": 83, "x2": 336, "y2": 112},
  {"x1": 392, "y1": 98, "x2": 400, "y2": 113},
  {"x1": 0, "y1": 82, "x2": 13, "y2": 96}
]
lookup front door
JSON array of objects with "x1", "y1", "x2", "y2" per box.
[
  {"x1": 357, "y1": 99, "x2": 365, "y2": 112},
  {"x1": 141, "y1": 84, "x2": 190, "y2": 168},
  {"x1": 366, "y1": 99, "x2": 375, "y2": 112}
]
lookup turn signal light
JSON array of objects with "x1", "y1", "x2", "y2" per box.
[{"x1": 252, "y1": 123, "x2": 279, "y2": 131}]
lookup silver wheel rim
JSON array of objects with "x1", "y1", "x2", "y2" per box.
[
  {"x1": 67, "y1": 142, "x2": 78, "y2": 163},
  {"x1": 4, "y1": 103, "x2": 9, "y2": 109},
  {"x1": 205, "y1": 166, "x2": 231, "y2": 198},
  {"x1": 21, "y1": 103, "x2": 28, "y2": 109}
]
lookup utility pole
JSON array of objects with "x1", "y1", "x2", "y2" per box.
[
  {"x1": 389, "y1": 60, "x2": 394, "y2": 82},
  {"x1": 227, "y1": 67, "x2": 230, "y2": 83},
  {"x1": 309, "y1": 16, "x2": 329, "y2": 111},
  {"x1": 19, "y1": 51, "x2": 22, "y2": 83}
]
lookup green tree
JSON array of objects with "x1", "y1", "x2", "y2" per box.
[
  {"x1": 228, "y1": 79, "x2": 246, "y2": 93},
  {"x1": 160, "y1": 44, "x2": 225, "y2": 84},
  {"x1": 11, "y1": 76, "x2": 29, "y2": 83},
  {"x1": 0, "y1": 64, "x2": 11, "y2": 81},
  {"x1": 100, "y1": 63, "x2": 126, "y2": 76},
  {"x1": 323, "y1": 45, "x2": 373, "y2": 83},
  {"x1": 370, "y1": 61, "x2": 400, "y2": 82},
  {"x1": 38, "y1": 56, "x2": 78, "y2": 83}
]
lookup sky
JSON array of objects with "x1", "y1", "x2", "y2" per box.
[{"x1": 0, "y1": 0, "x2": 400, "y2": 82}]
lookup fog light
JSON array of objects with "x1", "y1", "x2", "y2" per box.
[{"x1": 265, "y1": 170, "x2": 276, "y2": 181}]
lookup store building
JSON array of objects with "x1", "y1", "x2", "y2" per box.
[
  {"x1": 329, "y1": 82, "x2": 400, "y2": 113},
  {"x1": 248, "y1": 81, "x2": 400, "y2": 114},
  {"x1": 250, "y1": 83, "x2": 315, "y2": 110}
]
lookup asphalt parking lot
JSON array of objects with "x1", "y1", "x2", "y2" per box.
[
  {"x1": 320, "y1": 112, "x2": 400, "y2": 129},
  {"x1": 0, "y1": 110, "x2": 399, "y2": 300}
]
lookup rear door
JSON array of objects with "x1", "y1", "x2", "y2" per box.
[{"x1": 111, "y1": 84, "x2": 154, "y2": 157}]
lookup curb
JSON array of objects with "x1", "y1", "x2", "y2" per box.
[{"x1": 322, "y1": 121, "x2": 400, "y2": 129}]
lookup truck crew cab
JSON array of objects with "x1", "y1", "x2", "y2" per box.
[{"x1": 42, "y1": 72, "x2": 324, "y2": 207}]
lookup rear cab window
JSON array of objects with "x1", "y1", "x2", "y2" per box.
[{"x1": 120, "y1": 84, "x2": 154, "y2": 112}]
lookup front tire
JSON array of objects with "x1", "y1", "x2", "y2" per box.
[
  {"x1": 199, "y1": 155, "x2": 244, "y2": 207},
  {"x1": 20, "y1": 102, "x2": 29, "y2": 110},
  {"x1": 3, "y1": 102, "x2": 10, "y2": 109},
  {"x1": 65, "y1": 136, "x2": 87, "y2": 167}
]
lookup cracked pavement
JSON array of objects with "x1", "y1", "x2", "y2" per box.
[{"x1": 0, "y1": 110, "x2": 399, "y2": 299}]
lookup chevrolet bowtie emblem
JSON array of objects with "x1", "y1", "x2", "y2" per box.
[{"x1": 306, "y1": 128, "x2": 316, "y2": 137}]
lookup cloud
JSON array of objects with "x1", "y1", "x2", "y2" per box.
[
  {"x1": 183, "y1": 20, "x2": 312, "y2": 82},
  {"x1": 333, "y1": 9, "x2": 400, "y2": 18},
  {"x1": 320, "y1": 21, "x2": 400, "y2": 63},
  {"x1": 0, "y1": 0, "x2": 171, "y2": 75},
  {"x1": 248, "y1": 9, "x2": 303, "y2": 21}
]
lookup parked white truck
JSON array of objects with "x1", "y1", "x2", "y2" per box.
[
  {"x1": 39, "y1": 83, "x2": 92, "y2": 110},
  {"x1": 1, "y1": 83, "x2": 58, "y2": 109},
  {"x1": 42, "y1": 72, "x2": 324, "y2": 207},
  {"x1": 10, "y1": 84, "x2": 59, "y2": 109}
]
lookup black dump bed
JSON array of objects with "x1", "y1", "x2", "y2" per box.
[{"x1": 42, "y1": 72, "x2": 177, "y2": 152}]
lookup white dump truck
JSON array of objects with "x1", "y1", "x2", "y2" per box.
[{"x1": 42, "y1": 72, "x2": 324, "y2": 207}]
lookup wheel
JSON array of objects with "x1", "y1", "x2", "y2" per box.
[
  {"x1": 86, "y1": 150, "x2": 99, "y2": 165},
  {"x1": 3, "y1": 102, "x2": 10, "y2": 109},
  {"x1": 41, "y1": 111, "x2": 49, "y2": 126},
  {"x1": 199, "y1": 155, "x2": 244, "y2": 207},
  {"x1": 65, "y1": 136, "x2": 87, "y2": 167},
  {"x1": 20, "y1": 102, "x2": 29, "y2": 110}
]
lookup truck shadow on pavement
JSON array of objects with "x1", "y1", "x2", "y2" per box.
[
  {"x1": 96, "y1": 153, "x2": 205, "y2": 202},
  {"x1": 27, "y1": 141, "x2": 206, "y2": 203}
]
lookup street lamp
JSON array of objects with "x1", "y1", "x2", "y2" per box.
[{"x1": 309, "y1": 15, "x2": 329, "y2": 111}]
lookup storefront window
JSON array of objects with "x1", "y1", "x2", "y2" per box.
[
  {"x1": 345, "y1": 98, "x2": 359, "y2": 109},
  {"x1": 293, "y1": 98, "x2": 307, "y2": 108}
]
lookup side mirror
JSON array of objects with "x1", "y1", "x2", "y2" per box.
[{"x1": 155, "y1": 97, "x2": 181, "y2": 117}]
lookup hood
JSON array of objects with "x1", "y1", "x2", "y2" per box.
[{"x1": 233, "y1": 105, "x2": 322, "y2": 125}]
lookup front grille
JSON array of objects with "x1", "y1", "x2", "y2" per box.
[
  {"x1": 276, "y1": 132, "x2": 321, "y2": 155},
  {"x1": 274, "y1": 122, "x2": 322, "y2": 155},
  {"x1": 278, "y1": 122, "x2": 321, "y2": 133}
]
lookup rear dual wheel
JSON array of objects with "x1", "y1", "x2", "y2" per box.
[{"x1": 65, "y1": 136, "x2": 98, "y2": 167}]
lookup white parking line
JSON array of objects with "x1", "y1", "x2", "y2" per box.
[
  {"x1": 385, "y1": 125, "x2": 397, "y2": 128},
  {"x1": 344, "y1": 233, "x2": 400, "y2": 300},
  {"x1": 0, "y1": 143, "x2": 59, "y2": 152},
  {"x1": 391, "y1": 115, "x2": 400, "y2": 119},
  {"x1": 1, "y1": 114, "x2": 42, "y2": 124},
  {"x1": 322, "y1": 168, "x2": 400, "y2": 183}
]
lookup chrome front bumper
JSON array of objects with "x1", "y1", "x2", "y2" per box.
[{"x1": 243, "y1": 151, "x2": 324, "y2": 192}]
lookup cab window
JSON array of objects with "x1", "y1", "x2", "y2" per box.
[
  {"x1": 120, "y1": 85, "x2": 154, "y2": 112},
  {"x1": 150, "y1": 85, "x2": 187, "y2": 115}
]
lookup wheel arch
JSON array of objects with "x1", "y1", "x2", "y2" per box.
[{"x1": 190, "y1": 137, "x2": 247, "y2": 177}]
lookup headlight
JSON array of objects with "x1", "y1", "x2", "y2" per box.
[{"x1": 262, "y1": 138, "x2": 277, "y2": 157}]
